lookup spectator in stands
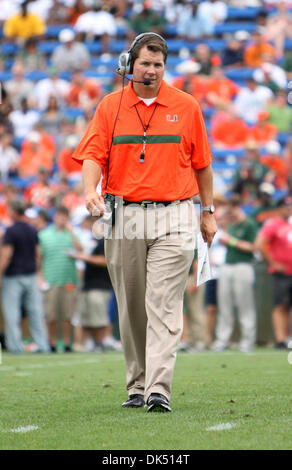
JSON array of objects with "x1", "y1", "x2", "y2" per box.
[
  {"x1": 283, "y1": 136, "x2": 292, "y2": 167},
  {"x1": 0, "y1": 183, "x2": 19, "y2": 228},
  {"x1": 213, "y1": 195, "x2": 257, "y2": 353},
  {"x1": 3, "y1": 0, "x2": 46, "y2": 45},
  {"x1": 66, "y1": 68, "x2": 104, "y2": 110},
  {"x1": 0, "y1": 133, "x2": 19, "y2": 181},
  {"x1": 128, "y1": 1, "x2": 166, "y2": 41},
  {"x1": 23, "y1": 167, "x2": 55, "y2": 209},
  {"x1": 18, "y1": 130, "x2": 54, "y2": 178},
  {"x1": 172, "y1": 60, "x2": 207, "y2": 106},
  {"x1": 32, "y1": 66, "x2": 70, "y2": 111},
  {"x1": 193, "y1": 43, "x2": 221, "y2": 76},
  {"x1": 205, "y1": 66, "x2": 239, "y2": 108},
  {"x1": 211, "y1": 106, "x2": 249, "y2": 149},
  {"x1": 253, "y1": 53, "x2": 287, "y2": 91},
  {"x1": 255, "y1": 196, "x2": 292, "y2": 349},
  {"x1": 16, "y1": 37, "x2": 46, "y2": 72},
  {"x1": 38, "y1": 205, "x2": 83, "y2": 352},
  {"x1": 4, "y1": 62, "x2": 34, "y2": 109},
  {"x1": 0, "y1": 199, "x2": 49, "y2": 353},
  {"x1": 266, "y1": 0, "x2": 292, "y2": 59},
  {"x1": 250, "y1": 182, "x2": 277, "y2": 229},
  {"x1": 58, "y1": 134, "x2": 82, "y2": 182},
  {"x1": 233, "y1": 140, "x2": 270, "y2": 204},
  {"x1": 248, "y1": 110, "x2": 278, "y2": 146},
  {"x1": 67, "y1": 0, "x2": 88, "y2": 26},
  {"x1": 8, "y1": 96, "x2": 40, "y2": 139},
  {"x1": 68, "y1": 219, "x2": 113, "y2": 352},
  {"x1": 177, "y1": 1, "x2": 213, "y2": 41},
  {"x1": 74, "y1": 0, "x2": 117, "y2": 53},
  {"x1": 62, "y1": 182, "x2": 85, "y2": 212},
  {"x1": 282, "y1": 51, "x2": 292, "y2": 80},
  {"x1": 47, "y1": 0, "x2": 70, "y2": 25},
  {"x1": 267, "y1": 90, "x2": 292, "y2": 133},
  {"x1": 222, "y1": 33, "x2": 247, "y2": 69},
  {"x1": 261, "y1": 140, "x2": 289, "y2": 190},
  {"x1": 244, "y1": 28, "x2": 277, "y2": 67},
  {"x1": 39, "y1": 96, "x2": 65, "y2": 139},
  {"x1": 234, "y1": 76, "x2": 273, "y2": 125},
  {"x1": 51, "y1": 28, "x2": 90, "y2": 72},
  {"x1": 197, "y1": 0, "x2": 227, "y2": 32}
]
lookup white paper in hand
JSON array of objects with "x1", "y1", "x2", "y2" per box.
[{"x1": 197, "y1": 232, "x2": 212, "y2": 286}]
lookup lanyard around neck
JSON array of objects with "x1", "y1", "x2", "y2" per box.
[{"x1": 134, "y1": 102, "x2": 158, "y2": 163}]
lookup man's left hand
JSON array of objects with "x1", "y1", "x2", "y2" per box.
[{"x1": 200, "y1": 213, "x2": 217, "y2": 248}]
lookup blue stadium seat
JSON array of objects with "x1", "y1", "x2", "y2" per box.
[
  {"x1": 212, "y1": 149, "x2": 245, "y2": 160},
  {"x1": 214, "y1": 22, "x2": 256, "y2": 35},
  {"x1": 38, "y1": 41, "x2": 59, "y2": 54},
  {"x1": 46, "y1": 25, "x2": 74, "y2": 38},
  {"x1": 63, "y1": 108, "x2": 84, "y2": 119},
  {"x1": 26, "y1": 71, "x2": 48, "y2": 81},
  {"x1": 278, "y1": 133, "x2": 291, "y2": 146},
  {"x1": 2, "y1": 43, "x2": 19, "y2": 55},
  {"x1": 225, "y1": 68, "x2": 256, "y2": 81},
  {"x1": 0, "y1": 71, "x2": 12, "y2": 81},
  {"x1": 227, "y1": 7, "x2": 260, "y2": 19}
]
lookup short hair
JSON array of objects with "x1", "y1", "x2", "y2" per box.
[
  {"x1": 9, "y1": 199, "x2": 27, "y2": 215},
  {"x1": 228, "y1": 194, "x2": 242, "y2": 207},
  {"x1": 131, "y1": 34, "x2": 168, "y2": 65},
  {"x1": 55, "y1": 205, "x2": 70, "y2": 217}
]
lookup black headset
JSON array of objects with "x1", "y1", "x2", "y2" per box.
[{"x1": 117, "y1": 32, "x2": 168, "y2": 76}]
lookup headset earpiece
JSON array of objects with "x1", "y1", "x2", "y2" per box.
[
  {"x1": 117, "y1": 52, "x2": 131, "y2": 75},
  {"x1": 117, "y1": 32, "x2": 168, "y2": 76}
]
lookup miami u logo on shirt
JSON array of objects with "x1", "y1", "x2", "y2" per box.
[{"x1": 166, "y1": 114, "x2": 178, "y2": 122}]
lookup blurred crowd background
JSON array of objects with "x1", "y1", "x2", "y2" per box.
[{"x1": 0, "y1": 0, "x2": 291, "y2": 354}]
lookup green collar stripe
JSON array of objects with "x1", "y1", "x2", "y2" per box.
[{"x1": 113, "y1": 135, "x2": 181, "y2": 145}]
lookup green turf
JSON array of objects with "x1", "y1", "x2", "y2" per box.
[{"x1": 0, "y1": 348, "x2": 291, "y2": 450}]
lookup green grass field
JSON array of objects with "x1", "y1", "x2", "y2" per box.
[{"x1": 0, "y1": 348, "x2": 291, "y2": 450}]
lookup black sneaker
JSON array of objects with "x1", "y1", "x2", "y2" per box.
[
  {"x1": 122, "y1": 394, "x2": 145, "y2": 408},
  {"x1": 275, "y1": 341, "x2": 287, "y2": 350},
  {"x1": 147, "y1": 393, "x2": 171, "y2": 413}
]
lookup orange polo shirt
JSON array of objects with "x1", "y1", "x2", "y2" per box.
[{"x1": 72, "y1": 80, "x2": 212, "y2": 201}]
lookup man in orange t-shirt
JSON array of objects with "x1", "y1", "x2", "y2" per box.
[
  {"x1": 244, "y1": 29, "x2": 276, "y2": 67},
  {"x1": 18, "y1": 131, "x2": 54, "y2": 178},
  {"x1": 72, "y1": 33, "x2": 217, "y2": 413},
  {"x1": 66, "y1": 69, "x2": 103, "y2": 109},
  {"x1": 205, "y1": 66, "x2": 239, "y2": 107},
  {"x1": 261, "y1": 140, "x2": 289, "y2": 189},
  {"x1": 211, "y1": 107, "x2": 249, "y2": 149},
  {"x1": 249, "y1": 110, "x2": 278, "y2": 145},
  {"x1": 171, "y1": 60, "x2": 207, "y2": 105},
  {"x1": 58, "y1": 135, "x2": 82, "y2": 179}
]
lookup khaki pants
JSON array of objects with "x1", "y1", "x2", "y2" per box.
[{"x1": 105, "y1": 200, "x2": 198, "y2": 402}]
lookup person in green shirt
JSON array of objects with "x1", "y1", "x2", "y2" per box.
[
  {"x1": 38, "y1": 205, "x2": 83, "y2": 352},
  {"x1": 213, "y1": 195, "x2": 257, "y2": 353},
  {"x1": 267, "y1": 90, "x2": 292, "y2": 133},
  {"x1": 128, "y1": 2, "x2": 166, "y2": 40}
]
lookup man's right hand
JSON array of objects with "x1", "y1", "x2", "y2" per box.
[{"x1": 85, "y1": 192, "x2": 106, "y2": 217}]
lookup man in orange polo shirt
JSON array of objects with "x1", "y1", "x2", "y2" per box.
[{"x1": 72, "y1": 32, "x2": 217, "y2": 412}]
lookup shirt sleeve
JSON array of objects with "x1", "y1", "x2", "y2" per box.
[
  {"x1": 259, "y1": 219, "x2": 276, "y2": 241},
  {"x1": 3, "y1": 227, "x2": 14, "y2": 246},
  {"x1": 71, "y1": 97, "x2": 110, "y2": 170},
  {"x1": 191, "y1": 103, "x2": 213, "y2": 170}
]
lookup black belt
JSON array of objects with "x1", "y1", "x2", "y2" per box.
[{"x1": 122, "y1": 198, "x2": 190, "y2": 209}]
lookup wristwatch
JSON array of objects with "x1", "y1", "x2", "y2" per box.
[{"x1": 202, "y1": 205, "x2": 215, "y2": 214}]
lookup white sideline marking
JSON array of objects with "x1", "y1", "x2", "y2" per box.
[
  {"x1": 0, "y1": 357, "x2": 118, "y2": 373},
  {"x1": 206, "y1": 422, "x2": 237, "y2": 431},
  {"x1": 13, "y1": 372, "x2": 32, "y2": 377},
  {"x1": 9, "y1": 425, "x2": 39, "y2": 433}
]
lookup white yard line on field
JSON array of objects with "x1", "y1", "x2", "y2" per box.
[
  {"x1": 0, "y1": 356, "x2": 123, "y2": 373},
  {"x1": 8, "y1": 425, "x2": 39, "y2": 433},
  {"x1": 206, "y1": 422, "x2": 237, "y2": 431}
]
